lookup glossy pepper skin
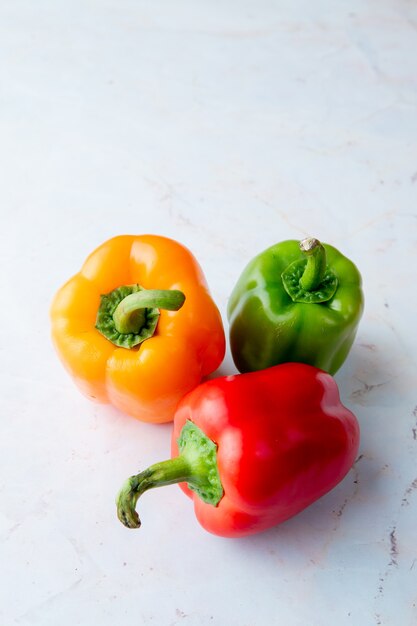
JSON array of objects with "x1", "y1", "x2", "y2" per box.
[
  {"x1": 50, "y1": 235, "x2": 225, "y2": 423},
  {"x1": 227, "y1": 238, "x2": 364, "y2": 375},
  {"x1": 117, "y1": 363, "x2": 360, "y2": 537}
]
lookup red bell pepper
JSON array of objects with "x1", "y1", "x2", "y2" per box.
[{"x1": 117, "y1": 363, "x2": 360, "y2": 537}]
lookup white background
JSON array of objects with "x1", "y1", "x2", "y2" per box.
[{"x1": 1, "y1": 1, "x2": 417, "y2": 625}]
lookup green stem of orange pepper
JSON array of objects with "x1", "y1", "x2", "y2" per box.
[
  {"x1": 113, "y1": 289, "x2": 185, "y2": 334},
  {"x1": 96, "y1": 285, "x2": 185, "y2": 349}
]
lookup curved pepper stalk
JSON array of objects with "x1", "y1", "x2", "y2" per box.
[
  {"x1": 96, "y1": 285, "x2": 186, "y2": 348},
  {"x1": 117, "y1": 421, "x2": 223, "y2": 528}
]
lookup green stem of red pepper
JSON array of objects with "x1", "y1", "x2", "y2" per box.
[
  {"x1": 117, "y1": 457, "x2": 191, "y2": 529},
  {"x1": 116, "y1": 421, "x2": 223, "y2": 529}
]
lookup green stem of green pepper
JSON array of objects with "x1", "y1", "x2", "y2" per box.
[{"x1": 299, "y1": 238, "x2": 327, "y2": 291}]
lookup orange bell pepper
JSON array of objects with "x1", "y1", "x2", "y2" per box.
[{"x1": 50, "y1": 235, "x2": 225, "y2": 423}]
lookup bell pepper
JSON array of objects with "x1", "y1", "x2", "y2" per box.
[
  {"x1": 117, "y1": 363, "x2": 360, "y2": 537},
  {"x1": 227, "y1": 237, "x2": 364, "y2": 375},
  {"x1": 50, "y1": 235, "x2": 225, "y2": 423}
]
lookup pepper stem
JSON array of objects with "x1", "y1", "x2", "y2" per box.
[
  {"x1": 116, "y1": 420, "x2": 224, "y2": 529},
  {"x1": 116, "y1": 457, "x2": 192, "y2": 529},
  {"x1": 299, "y1": 237, "x2": 327, "y2": 291},
  {"x1": 113, "y1": 289, "x2": 185, "y2": 334},
  {"x1": 96, "y1": 285, "x2": 186, "y2": 348},
  {"x1": 281, "y1": 238, "x2": 338, "y2": 304}
]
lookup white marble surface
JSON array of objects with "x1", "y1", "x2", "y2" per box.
[{"x1": 1, "y1": 1, "x2": 417, "y2": 624}]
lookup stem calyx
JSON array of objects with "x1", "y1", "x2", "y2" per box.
[
  {"x1": 116, "y1": 420, "x2": 223, "y2": 530},
  {"x1": 96, "y1": 284, "x2": 185, "y2": 348},
  {"x1": 282, "y1": 238, "x2": 338, "y2": 304}
]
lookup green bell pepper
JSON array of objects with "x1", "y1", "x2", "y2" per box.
[{"x1": 227, "y1": 237, "x2": 364, "y2": 375}]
